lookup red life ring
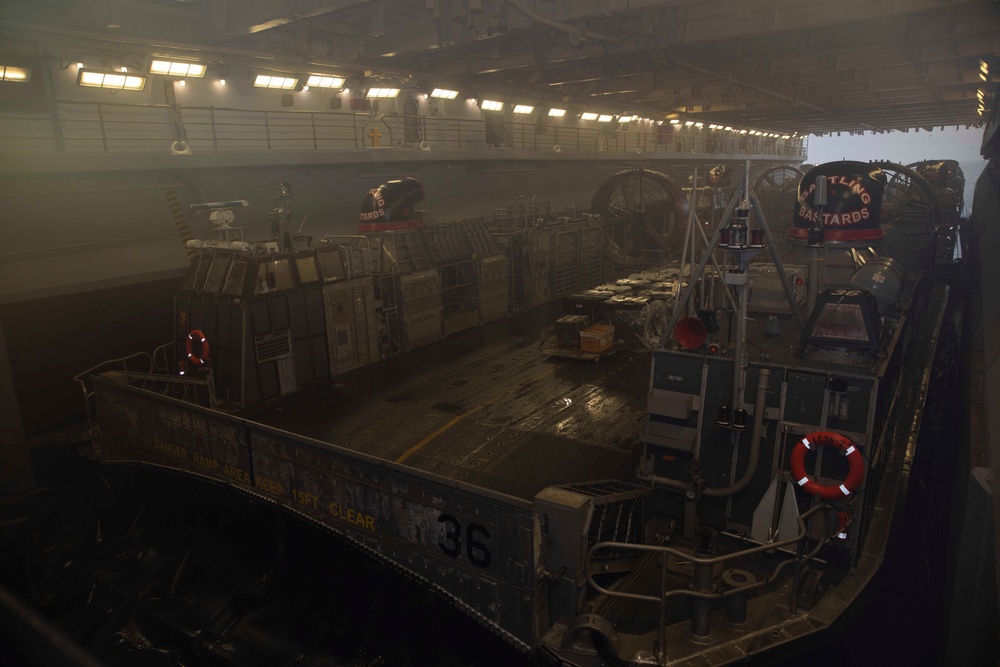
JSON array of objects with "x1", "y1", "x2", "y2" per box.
[
  {"x1": 790, "y1": 431, "x2": 863, "y2": 500},
  {"x1": 186, "y1": 329, "x2": 210, "y2": 366}
]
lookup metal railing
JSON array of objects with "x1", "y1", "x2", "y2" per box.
[
  {"x1": 73, "y1": 349, "x2": 157, "y2": 433},
  {"x1": 583, "y1": 503, "x2": 829, "y2": 665},
  {"x1": 0, "y1": 96, "x2": 808, "y2": 159}
]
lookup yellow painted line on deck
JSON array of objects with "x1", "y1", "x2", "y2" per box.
[
  {"x1": 393, "y1": 364, "x2": 558, "y2": 465},
  {"x1": 395, "y1": 404, "x2": 487, "y2": 464}
]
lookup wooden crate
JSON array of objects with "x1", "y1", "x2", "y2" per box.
[{"x1": 580, "y1": 323, "x2": 615, "y2": 353}]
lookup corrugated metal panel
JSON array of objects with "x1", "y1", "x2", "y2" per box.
[
  {"x1": 400, "y1": 269, "x2": 442, "y2": 350},
  {"x1": 479, "y1": 255, "x2": 509, "y2": 325}
]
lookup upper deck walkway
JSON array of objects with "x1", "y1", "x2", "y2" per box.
[{"x1": 0, "y1": 96, "x2": 807, "y2": 175}]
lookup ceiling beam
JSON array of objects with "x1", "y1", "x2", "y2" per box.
[{"x1": 216, "y1": 0, "x2": 375, "y2": 41}]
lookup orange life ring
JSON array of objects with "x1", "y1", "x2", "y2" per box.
[
  {"x1": 790, "y1": 431, "x2": 863, "y2": 500},
  {"x1": 186, "y1": 329, "x2": 210, "y2": 366}
]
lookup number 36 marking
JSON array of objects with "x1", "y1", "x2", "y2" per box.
[{"x1": 437, "y1": 513, "x2": 492, "y2": 568}]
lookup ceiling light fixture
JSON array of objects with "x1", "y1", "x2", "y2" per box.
[
  {"x1": 513, "y1": 104, "x2": 534, "y2": 114},
  {"x1": 367, "y1": 87, "x2": 400, "y2": 98},
  {"x1": 254, "y1": 74, "x2": 299, "y2": 89},
  {"x1": 581, "y1": 112, "x2": 598, "y2": 120},
  {"x1": 548, "y1": 108, "x2": 567, "y2": 117},
  {"x1": 480, "y1": 99, "x2": 503, "y2": 110},
  {"x1": 0, "y1": 65, "x2": 31, "y2": 82},
  {"x1": 150, "y1": 60, "x2": 206, "y2": 78},
  {"x1": 307, "y1": 75, "x2": 345, "y2": 89},
  {"x1": 77, "y1": 68, "x2": 147, "y2": 91},
  {"x1": 597, "y1": 114, "x2": 614, "y2": 122},
  {"x1": 430, "y1": 88, "x2": 459, "y2": 99}
]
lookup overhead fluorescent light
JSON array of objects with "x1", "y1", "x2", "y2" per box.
[
  {"x1": 513, "y1": 104, "x2": 534, "y2": 114},
  {"x1": 581, "y1": 112, "x2": 598, "y2": 120},
  {"x1": 669, "y1": 119, "x2": 681, "y2": 124},
  {"x1": 694, "y1": 122, "x2": 704, "y2": 128},
  {"x1": 724, "y1": 126, "x2": 733, "y2": 131},
  {"x1": 597, "y1": 114, "x2": 614, "y2": 122},
  {"x1": 782, "y1": 134, "x2": 791, "y2": 139},
  {"x1": 254, "y1": 74, "x2": 299, "y2": 89},
  {"x1": 548, "y1": 108, "x2": 567, "y2": 117},
  {"x1": 307, "y1": 75, "x2": 345, "y2": 89},
  {"x1": 77, "y1": 69, "x2": 147, "y2": 91},
  {"x1": 0, "y1": 65, "x2": 30, "y2": 82},
  {"x1": 480, "y1": 99, "x2": 503, "y2": 110},
  {"x1": 150, "y1": 60, "x2": 206, "y2": 77},
  {"x1": 684, "y1": 120, "x2": 694, "y2": 126},
  {"x1": 367, "y1": 87, "x2": 399, "y2": 98},
  {"x1": 431, "y1": 88, "x2": 459, "y2": 99},
  {"x1": 618, "y1": 115, "x2": 635, "y2": 122}
]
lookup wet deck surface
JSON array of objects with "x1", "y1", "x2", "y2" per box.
[{"x1": 240, "y1": 321, "x2": 651, "y2": 500}]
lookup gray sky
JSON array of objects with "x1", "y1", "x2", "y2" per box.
[{"x1": 807, "y1": 127, "x2": 987, "y2": 213}]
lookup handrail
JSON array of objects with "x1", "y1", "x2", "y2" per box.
[
  {"x1": 0, "y1": 95, "x2": 809, "y2": 160},
  {"x1": 152, "y1": 341, "x2": 175, "y2": 373},
  {"x1": 584, "y1": 502, "x2": 829, "y2": 664},
  {"x1": 73, "y1": 349, "x2": 158, "y2": 433}
]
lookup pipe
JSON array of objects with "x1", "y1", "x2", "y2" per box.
[
  {"x1": 502, "y1": 0, "x2": 620, "y2": 43},
  {"x1": 640, "y1": 368, "x2": 771, "y2": 498},
  {"x1": 678, "y1": 166, "x2": 696, "y2": 296},
  {"x1": 658, "y1": 54, "x2": 878, "y2": 131},
  {"x1": 704, "y1": 367, "x2": 769, "y2": 497},
  {"x1": 0, "y1": 19, "x2": 325, "y2": 70}
]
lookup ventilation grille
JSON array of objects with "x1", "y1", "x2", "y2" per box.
[
  {"x1": 587, "y1": 495, "x2": 651, "y2": 560},
  {"x1": 255, "y1": 331, "x2": 292, "y2": 362}
]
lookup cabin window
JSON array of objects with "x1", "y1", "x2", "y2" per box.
[
  {"x1": 254, "y1": 264, "x2": 271, "y2": 294},
  {"x1": 223, "y1": 259, "x2": 250, "y2": 295},
  {"x1": 181, "y1": 257, "x2": 202, "y2": 291},
  {"x1": 318, "y1": 249, "x2": 347, "y2": 281},
  {"x1": 271, "y1": 259, "x2": 295, "y2": 291},
  {"x1": 204, "y1": 254, "x2": 231, "y2": 294},
  {"x1": 295, "y1": 255, "x2": 320, "y2": 283},
  {"x1": 194, "y1": 255, "x2": 213, "y2": 292}
]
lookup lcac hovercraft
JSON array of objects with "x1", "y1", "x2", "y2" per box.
[
  {"x1": 536, "y1": 160, "x2": 948, "y2": 665},
  {"x1": 74, "y1": 161, "x2": 948, "y2": 666}
]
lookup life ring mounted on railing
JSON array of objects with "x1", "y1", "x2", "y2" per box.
[
  {"x1": 186, "y1": 329, "x2": 210, "y2": 367},
  {"x1": 790, "y1": 431, "x2": 864, "y2": 501}
]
